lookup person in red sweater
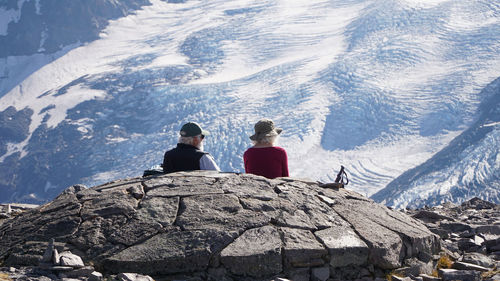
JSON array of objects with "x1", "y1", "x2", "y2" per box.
[{"x1": 243, "y1": 119, "x2": 289, "y2": 179}]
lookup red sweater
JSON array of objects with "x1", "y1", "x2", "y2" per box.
[{"x1": 243, "y1": 146, "x2": 289, "y2": 179}]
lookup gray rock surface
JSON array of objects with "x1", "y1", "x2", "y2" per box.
[
  {"x1": 0, "y1": 171, "x2": 441, "y2": 280},
  {"x1": 315, "y1": 225, "x2": 369, "y2": 267},
  {"x1": 220, "y1": 225, "x2": 282, "y2": 277},
  {"x1": 439, "y1": 268, "x2": 481, "y2": 281},
  {"x1": 281, "y1": 227, "x2": 327, "y2": 268}
]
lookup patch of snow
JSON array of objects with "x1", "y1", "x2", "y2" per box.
[
  {"x1": 38, "y1": 28, "x2": 48, "y2": 52},
  {"x1": 106, "y1": 137, "x2": 129, "y2": 144},
  {"x1": 90, "y1": 171, "x2": 124, "y2": 184},
  {"x1": 0, "y1": 0, "x2": 25, "y2": 36},
  {"x1": 481, "y1": 121, "x2": 500, "y2": 128},
  {"x1": 44, "y1": 181, "x2": 57, "y2": 193},
  {"x1": 35, "y1": 0, "x2": 41, "y2": 15},
  {"x1": 397, "y1": 0, "x2": 450, "y2": 9}
]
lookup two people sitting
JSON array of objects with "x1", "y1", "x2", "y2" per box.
[{"x1": 162, "y1": 119, "x2": 289, "y2": 179}]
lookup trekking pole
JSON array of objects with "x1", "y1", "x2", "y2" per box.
[
  {"x1": 334, "y1": 165, "x2": 349, "y2": 186},
  {"x1": 335, "y1": 165, "x2": 345, "y2": 183}
]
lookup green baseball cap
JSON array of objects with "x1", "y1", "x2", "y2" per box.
[{"x1": 180, "y1": 122, "x2": 209, "y2": 137}]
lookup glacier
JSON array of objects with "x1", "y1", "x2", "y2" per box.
[
  {"x1": 372, "y1": 77, "x2": 499, "y2": 209},
  {"x1": 0, "y1": 0, "x2": 499, "y2": 204}
]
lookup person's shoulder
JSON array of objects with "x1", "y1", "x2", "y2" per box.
[
  {"x1": 272, "y1": 146, "x2": 287, "y2": 152},
  {"x1": 164, "y1": 147, "x2": 176, "y2": 154},
  {"x1": 244, "y1": 147, "x2": 258, "y2": 152},
  {"x1": 243, "y1": 148, "x2": 253, "y2": 156}
]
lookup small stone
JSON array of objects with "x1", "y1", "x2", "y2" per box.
[
  {"x1": 62, "y1": 184, "x2": 87, "y2": 195},
  {"x1": 207, "y1": 268, "x2": 230, "y2": 281},
  {"x1": 59, "y1": 252, "x2": 84, "y2": 268},
  {"x1": 287, "y1": 267, "x2": 309, "y2": 281},
  {"x1": 311, "y1": 266, "x2": 329, "y2": 281},
  {"x1": 53, "y1": 248, "x2": 60, "y2": 265},
  {"x1": 439, "y1": 268, "x2": 481, "y2": 281},
  {"x1": 116, "y1": 272, "x2": 154, "y2": 281},
  {"x1": 126, "y1": 185, "x2": 144, "y2": 200},
  {"x1": 359, "y1": 268, "x2": 371, "y2": 277},
  {"x1": 418, "y1": 251, "x2": 433, "y2": 263},
  {"x1": 391, "y1": 276, "x2": 412, "y2": 281},
  {"x1": 457, "y1": 238, "x2": 479, "y2": 251},
  {"x1": 474, "y1": 235, "x2": 485, "y2": 246},
  {"x1": 460, "y1": 230, "x2": 476, "y2": 238},
  {"x1": 452, "y1": 261, "x2": 490, "y2": 272},
  {"x1": 476, "y1": 225, "x2": 500, "y2": 236},
  {"x1": 393, "y1": 266, "x2": 422, "y2": 278},
  {"x1": 50, "y1": 266, "x2": 75, "y2": 271},
  {"x1": 419, "y1": 274, "x2": 441, "y2": 281},
  {"x1": 461, "y1": 197, "x2": 496, "y2": 209},
  {"x1": 61, "y1": 266, "x2": 95, "y2": 278},
  {"x1": 440, "y1": 221, "x2": 472, "y2": 233},
  {"x1": 428, "y1": 227, "x2": 449, "y2": 239},
  {"x1": 89, "y1": 271, "x2": 103, "y2": 281},
  {"x1": 42, "y1": 239, "x2": 54, "y2": 263}
]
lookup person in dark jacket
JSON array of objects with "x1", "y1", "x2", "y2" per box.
[
  {"x1": 243, "y1": 118, "x2": 289, "y2": 179},
  {"x1": 163, "y1": 122, "x2": 220, "y2": 173}
]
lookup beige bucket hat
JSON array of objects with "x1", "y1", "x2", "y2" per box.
[{"x1": 249, "y1": 118, "x2": 283, "y2": 141}]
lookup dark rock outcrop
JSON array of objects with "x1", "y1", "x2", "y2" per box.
[
  {"x1": 0, "y1": 0, "x2": 152, "y2": 58},
  {"x1": 0, "y1": 171, "x2": 440, "y2": 280},
  {"x1": 0, "y1": 106, "x2": 33, "y2": 160}
]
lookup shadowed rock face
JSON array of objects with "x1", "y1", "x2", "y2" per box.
[
  {"x1": 0, "y1": 0, "x2": 152, "y2": 58},
  {"x1": 0, "y1": 171, "x2": 440, "y2": 280}
]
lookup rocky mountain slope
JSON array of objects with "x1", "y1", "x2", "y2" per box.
[
  {"x1": 371, "y1": 77, "x2": 500, "y2": 209},
  {"x1": 0, "y1": 171, "x2": 441, "y2": 280},
  {"x1": 402, "y1": 198, "x2": 500, "y2": 281}
]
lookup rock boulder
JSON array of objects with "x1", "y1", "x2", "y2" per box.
[{"x1": 0, "y1": 171, "x2": 440, "y2": 280}]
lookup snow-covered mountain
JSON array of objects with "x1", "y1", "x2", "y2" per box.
[
  {"x1": 0, "y1": 0, "x2": 151, "y2": 98},
  {"x1": 371, "y1": 77, "x2": 500, "y2": 208},
  {"x1": 0, "y1": 0, "x2": 499, "y2": 204}
]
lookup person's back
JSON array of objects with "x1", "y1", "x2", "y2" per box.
[
  {"x1": 163, "y1": 122, "x2": 220, "y2": 173},
  {"x1": 243, "y1": 118, "x2": 289, "y2": 179},
  {"x1": 163, "y1": 143, "x2": 208, "y2": 173},
  {"x1": 244, "y1": 146, "x2": 288, "y2": 179}
]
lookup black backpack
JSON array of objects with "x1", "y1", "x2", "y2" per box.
[{"x1": 319, "y1": 165, "x2": 349, "y2": 189}]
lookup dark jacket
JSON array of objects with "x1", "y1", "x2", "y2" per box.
[{"x1": 162, "y1": 143, "x2": 208, "y2": 173}]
